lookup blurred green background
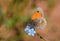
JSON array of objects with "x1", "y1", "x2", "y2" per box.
[{"x1": 0, "y1": 0, "x2": 60, "y2": 41}]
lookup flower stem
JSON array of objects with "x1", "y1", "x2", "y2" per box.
[{"x1": 36, "y1": 33, "x2": 46, "y2": 41}]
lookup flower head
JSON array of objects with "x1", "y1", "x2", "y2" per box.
[{"x1": 24, "y1": 25, "x2": 36, "y2": 36}]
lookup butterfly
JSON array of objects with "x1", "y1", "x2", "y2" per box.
[
  {"x1": 31, "y1": 8, "x2": 47, "y2": 30},
  {"x1": 24, "y1": 8, "x2": 47, "y2": 36}
]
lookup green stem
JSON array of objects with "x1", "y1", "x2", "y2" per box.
[{"x1": 36, "y1": 33, "x2": 46, "y2": 41}]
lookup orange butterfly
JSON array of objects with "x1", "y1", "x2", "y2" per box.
[{"x1": 31, "y1": 8, "x2": 47, "y2": 30}]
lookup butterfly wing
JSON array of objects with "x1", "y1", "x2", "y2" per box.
[
  {"x1": 36, "y1": 17, "x2": 47, "y2": 30},
  {"x1": 31, "y1": 11, "x2": 42, "y2": 20}
]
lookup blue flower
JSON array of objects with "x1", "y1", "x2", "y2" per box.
[{"x1": 24, "y1": 25, "x2": 36, "y2": 36}]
